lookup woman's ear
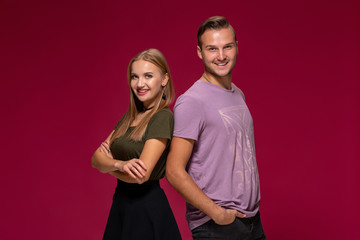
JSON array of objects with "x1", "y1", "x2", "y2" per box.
[{"x1": 162, "y1": 73, "x2": 169, "y2": 87}]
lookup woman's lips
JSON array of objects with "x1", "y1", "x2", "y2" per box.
[{"x1": 137, "y1": 89, "x2": 149, "y2": 95}]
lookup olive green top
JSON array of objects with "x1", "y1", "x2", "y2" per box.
[{"x1": 110, "y1": 107, "x2": 174, "y2": 180}]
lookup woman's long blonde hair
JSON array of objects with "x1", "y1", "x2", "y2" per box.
[{"x1": 110, "y1": 49, "x2": 174, "y2": 143}]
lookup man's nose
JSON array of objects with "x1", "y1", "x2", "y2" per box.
[{"x1": 217, "y1": 50, "x2": 226, "y2": 61}]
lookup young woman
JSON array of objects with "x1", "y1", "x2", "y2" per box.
[{"x1": 91, "y1": 49, "x2": 181, "y2": 240}]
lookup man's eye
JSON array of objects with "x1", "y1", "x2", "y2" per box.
[
  {"x1": 225, "y1": 45, "x2": 232, "y2": 49},
  {"x1": 209, "y1": 48, "x2": 216, "y2": 51}
]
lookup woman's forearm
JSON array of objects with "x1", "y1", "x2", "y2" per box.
[{"x1": 91, "y1": 148, "x2": 121, "y2": 173}]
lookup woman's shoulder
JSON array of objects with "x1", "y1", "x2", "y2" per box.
[
  {"x1": 148, "y1": 107, "x2": 174, "y2": 125},
  {"x1": 153, "y1": 107, "x2": 173, "y2": 118},
  {"x1": 146, "y1": 107, "x2": 174, "y2": 137}
]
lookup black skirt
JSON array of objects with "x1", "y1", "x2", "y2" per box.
[{"x1": 103, "y1": 180, "x2": 182, "y2": 240}]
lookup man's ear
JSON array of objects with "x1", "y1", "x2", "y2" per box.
[{"x1": 197, "y1": 45, "x2": 203, "y2": 60}]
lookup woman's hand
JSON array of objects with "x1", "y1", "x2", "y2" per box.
[
  {"x1": 118, "y1": 158, "x2": 147, "y2": 180},
  {"x1": 98, "y1": 140, "x2": 147, "y2": 180},
  {"x1": 99, "y1": 140, "x2": 113, "y2": 158}
]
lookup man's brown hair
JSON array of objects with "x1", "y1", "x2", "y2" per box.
[{"x1": 197, "y1": 16, "x2": 237, "y2": 49}]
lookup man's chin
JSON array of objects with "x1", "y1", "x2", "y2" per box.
[{"x1": 209, "y1": 71, "x2": 231, "y2": 79}]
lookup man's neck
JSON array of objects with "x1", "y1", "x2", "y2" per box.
[{"x1": 201, "y1": 72, "x2": 232, "y2": 90}]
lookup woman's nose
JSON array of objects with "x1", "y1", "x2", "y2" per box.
[{"x1": 137, "y1": 77, "x2": 145, "y2": 87}]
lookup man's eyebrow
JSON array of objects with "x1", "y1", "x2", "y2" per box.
[
  {"x1": 204, "y1": 42, "x2": 236, "y2": 48},
  {"x1": 204, "y1": 45, "x2": 217, "y2": 48}
]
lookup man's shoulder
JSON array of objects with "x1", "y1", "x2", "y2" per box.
[
  {"x1": 176, "y1": 81, "x2": 204, "y2": 104},
  {"x1": 231, "y1": 82, "x2": 246, "y2": 100},
  {"x1": 181, "y1": 80, "x2": 203, "y2": 95},
  {"x1": 173, "y1": 81, "x2": 209, "y2": 117}
]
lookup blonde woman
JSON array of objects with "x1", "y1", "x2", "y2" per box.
[{"x1": 92, "y1": 49, "x2": 181, "y2": 240}]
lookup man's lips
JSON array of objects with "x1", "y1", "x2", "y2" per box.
[{"x1": 214, "y1": 61, "x2": 229, "y2": 67}]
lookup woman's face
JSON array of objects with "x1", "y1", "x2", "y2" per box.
[{"x1": 130, "y1": 60, "x2": 168, "y2": 108}]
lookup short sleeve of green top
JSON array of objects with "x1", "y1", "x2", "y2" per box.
[{"x1": 110, "y1": 107, "x2": 174, "y2": 180}]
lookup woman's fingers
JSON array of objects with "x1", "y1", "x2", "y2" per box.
[
  {"x1": 99, "y1": 144, "x2": 107, "y2": 153},
  {"x1": 123, "y1": 164, "x2": 143, "y2": 179},
  {"x1": 100, "y1": 142, "x2": 113, "y2": 158},
  {"x1": 123, "y1": 165, "x2": 137, "y2": 179},
  {"x1": 135, "y1": 159, "x2": 148, "y2": 171},
  {"x1": 101, "y1": 142, "x2": 109, "y2": 151},
  {"x1": 132, "y1": 163, "x2": 147, "y2": 178}
]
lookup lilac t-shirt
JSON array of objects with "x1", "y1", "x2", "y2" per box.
[{"x1": 173, "y1": 80, "x2": 261, "y2": 230}]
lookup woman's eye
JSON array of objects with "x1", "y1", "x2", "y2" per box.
[
  {"x1": 145, "y1": 74, "x2": 153, "y2": 79},
  {"x1": 131, "y1": 75, "x2": 138, "y2": 79}
]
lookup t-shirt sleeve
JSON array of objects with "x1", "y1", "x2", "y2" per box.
[
  {"x1": 232, "y1": 83, "x2": 246, "y2": 101},
  {"x1": 173, "y1": 95, "x2": 203, "y2": 141},
  {"x1": 145, "y1": 109, "x2": 174, "y2": 141}
]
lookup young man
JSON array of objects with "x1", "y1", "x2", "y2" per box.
[{"x1": 166, "y1": 16, "x2": 266, "y2": 239}]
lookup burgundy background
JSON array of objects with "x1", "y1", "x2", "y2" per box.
[{"x1": 1, "y1": 0, "x2": 359, "y2": 239}]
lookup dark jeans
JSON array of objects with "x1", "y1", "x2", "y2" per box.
[{"x1": 192, "y1": 211, "x2": 266, "y2": 240}]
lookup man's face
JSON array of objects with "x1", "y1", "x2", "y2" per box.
[{"x1": 197, "y1": 28, "x2": 238, "y2": 79}]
